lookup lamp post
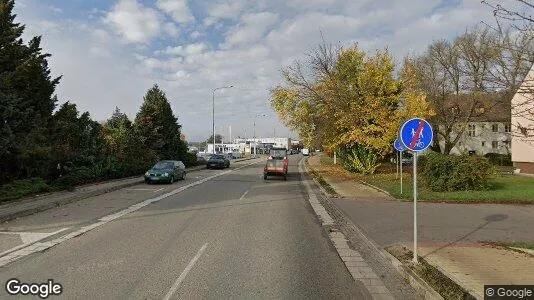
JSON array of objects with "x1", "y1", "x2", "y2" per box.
[
  {"x1": 212, "y1": 85, "x2": 233, "y2": 154},
  {"x1": 253, "y1": 113, "x2": 267, "y2": 157}
]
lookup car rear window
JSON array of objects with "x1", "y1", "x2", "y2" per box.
[{"x1": 270, "y1": 149, "x2": 286, "y2": 158}]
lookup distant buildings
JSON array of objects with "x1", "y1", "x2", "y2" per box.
[
  {"x1": 436, "y1": 98, "x2": 512, "y2": 156},
  {"x1": 202, "y1": 137, "x2": 299, "y2": 155}
]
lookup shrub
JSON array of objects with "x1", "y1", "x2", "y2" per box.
[
  {"x1": 339, "y1": 145, "x2": 381, "y2": 174},
  {"x1": 421, "y1": 152, "x2": 493, "y2": 192},
  {"x1": 0, "y1": 178, "x2": 52, "y2": 202},
  {"x1": 484, "y1": 153, "x2": 512, "y2": 166},
  {"x1": 183, "y1": 152, "x2": 198, "y2": 167}
]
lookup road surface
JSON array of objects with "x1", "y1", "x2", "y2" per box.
[{"x1": 0, "y1": 156, "x2": 370, "y2": 299}]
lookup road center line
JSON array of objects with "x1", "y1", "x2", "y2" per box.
[
  {"x1": 239, "y1": 189, "x2": 249, "y2": 201},
  {"x1": 163, "y1": 243, "x2": 208, "y2": 300},
  {"x1": 153, "y1": 188, "x2": 165, "y2": 193}
]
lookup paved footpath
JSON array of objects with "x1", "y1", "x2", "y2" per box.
[{"x1": 308, "y1": 155, "x2": 534, "y2": 299}]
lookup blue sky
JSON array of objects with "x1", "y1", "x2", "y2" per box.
[{"x1": 14, "y1": 0, "x2": 499, "y2": 142}]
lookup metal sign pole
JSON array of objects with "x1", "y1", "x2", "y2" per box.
[
  {"x1": 400, "y1": 151, "x2": 403, "y2": 194},
  {"x1": 396, "y1": 152, "x2": 399, "y2": 180},
  {"x1": 413, "y1": 151, "x2": 418, "y2": 264}
]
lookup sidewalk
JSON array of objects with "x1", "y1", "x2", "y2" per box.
[{"x1": 307, "y1": 155, "x2": 534, "y2": 299}]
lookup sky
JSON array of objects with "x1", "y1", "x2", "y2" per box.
[{"x1": 14, "y1": 0, "x2": 498, "y2": 142}]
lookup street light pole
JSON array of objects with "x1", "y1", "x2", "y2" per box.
[
  {"x1": 253, "y1": 113, "x2": 267, "y2": 157},
  {"x1": 212, "y1": 85, "x2": 233, "y2": 154}
]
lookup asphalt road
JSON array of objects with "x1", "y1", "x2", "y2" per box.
[
  {"x1": 333, "y1": 196, "x2": 534, "y2": 248},
  {"x1": 0, "y1": 156, "x2": 368, "y2": 299}
]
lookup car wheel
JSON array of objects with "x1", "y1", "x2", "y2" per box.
[
  {"x1": 145, "y1": 179, "x2": 151, "y2": 184},
  {"x1": 263, "y1": 174, "x2": 267, "y2": 180},
  {"x1": 283, "y1": 175, "x2": 287, "y2": 181}
]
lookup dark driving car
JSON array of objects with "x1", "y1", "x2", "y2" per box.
[
  {"x1": 207, "y1": 154, "x2": 230, "y2": 169},
  {"x1": 144, "y1": 160, "x2": 186, "y2": 184}
]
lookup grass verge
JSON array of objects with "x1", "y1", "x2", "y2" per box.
[
  {"x1": 0, "y1": 178, "x2": 54, "y2": 203},
  {"x1": 313, "y1": 154, "x2": 534, "y2": 203},
  {"x1": 495, "y1": 242, "x2": 534, "y2": 250},
  {"x1": 307, "y1": 166, "x2": 339, "y2": 197},
  {"x1": 387, "y1": 245, "x2": 476, "y2": 300},
  {"x1": 363, "y1": 173, "x2": 534, "y2": 204}
]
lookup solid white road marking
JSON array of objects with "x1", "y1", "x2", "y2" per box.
[
  {"x1": 0, "y1": 228, "x2": 69, "y2": 257},
  {"x1": 153, "y1": 188, "x2": 165, "y2": 193},
  {"x1": 127, "y1": 188, "x2": 159, "y2": 191},
  {"x1": 163, "y1": 243, "x2": 209, "y2": 300},
  {"x1": 0, "y1": 161, "x2": 259, "y2": 266},
  {"x1": 239, "y1": 189, "x2": 249, "y2": 201}
]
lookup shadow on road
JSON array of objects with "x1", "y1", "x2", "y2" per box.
[{"x1": 423, "y1": 213, "x2": 509, "y2": 257}]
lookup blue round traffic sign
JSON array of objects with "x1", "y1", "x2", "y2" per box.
[
  {"x1": 393, "y1": 139, "x2": 404, "y2": 152},
  {"x1": 399, "y1": 118, "x2": 433, "y2": 152}
]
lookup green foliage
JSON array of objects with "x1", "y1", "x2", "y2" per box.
[
  {"x1": 0, "y1": 3, "x2": 194, "y2": 200},
  {"x1": 135, "y1": 84, "x2": 188, "y2": 161},
  {"x1": 206, "y1": 134, "x2": 223, "y2": 144},
  {"x1": 339, "y1": 145, "x2": 381, "y2": 174},
  {"x1": 183, "y1": 152, "x2": 198, "y2": 167},
  {"x1": 0, "y1": 0, "x2": 61, "y2": 183},
  {"x1": 0, "y1": 178, "x2": 52, "y2": 202},
  {"x1": 484, "y1": 153, "x2": 512, "y2": 166},
  {"x1": 422, "y1": 152, "x2": 493, "y2": 191}
]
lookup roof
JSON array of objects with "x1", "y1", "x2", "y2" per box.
[{"x1": 438, "y1": 92, "x2": 511, "y2": 123}]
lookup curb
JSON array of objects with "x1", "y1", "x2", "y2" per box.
[
  {"x1": 380, "y1": 248, "x2": 444, "y2": 300},
  {"x1": 304, "y1": 162, "x2": 337, "y2": 198},
  {"x1": 0, "y1": 165, "x2": 210, "y2": 224},
  {"x1": 303, "y1": 160, "x2": 443, "y2": 300},
  {"x1": 359, "y1": 180, "x2": 393, "y2": 198}
]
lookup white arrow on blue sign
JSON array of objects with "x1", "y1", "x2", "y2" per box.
[
  {"x1": 399, "y1": 118, "x2": 433, "y2": 152},
  {"x1": 393, "y1": 139, "x2": 404, "y2": 152}
]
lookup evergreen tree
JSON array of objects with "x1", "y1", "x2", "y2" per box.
[
  {"x1": 0, "y1": 0, "x2": 61, "y2": 182},
  {"x1": 134, "y1": 84, "x2": 187, "y2": 161}
]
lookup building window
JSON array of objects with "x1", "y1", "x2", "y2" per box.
[
  {"x1": 467, "y1": 124, "x2": 476, "y2": 137},
  {"x1": 492, "y1": 124, "x2": 499, "y2": 132},
  {"x1": 481, "y1": 141, "x2": 486, "y2": 147},
  {"x1": 492, "y1": 141, "x2": 498, "y2": 149},
  {"x1": 504, "y1": 124, "x2": 510, "y2": 132}
]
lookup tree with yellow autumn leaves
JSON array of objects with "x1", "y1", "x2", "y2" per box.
[{"x1": 270, "y1": 43, "x2": 434, "y2": 173}]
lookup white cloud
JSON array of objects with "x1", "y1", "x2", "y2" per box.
[
  {"x1": 164, "y1": 22, "x2": 180, "y2": 37},
  {"x1": 156, "y1": 0, "x2": 194, "y2": 23},
  {"x1": 49, "y1": 6, "x2": 63, "y2": 14},
  {"x1": 206, "y1": 0, "x2": 248, "y2": 21},
  {"x1": 14, "y1": 0, "x2": 501, "y2": 140},
  {"x1": 165, "y1": 42, "x2": 209, "y2": 56},
  {"x1": 104, "y1": 0, "x2": 161, "y2": 44},
  {"x1": 190, "y1": 30, "x2": 202, "y2": 39},
  {"x1": 224, "y1": 12, "x2": 278, "y2": 46}
]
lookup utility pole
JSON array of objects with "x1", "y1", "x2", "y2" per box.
[{"x1": 212, "y1": 85, "x2": 234, "y2": 154}]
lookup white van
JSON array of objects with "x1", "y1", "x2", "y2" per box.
[{"x1": 302, "y1": 148, "x2": 310, "y2": 156}]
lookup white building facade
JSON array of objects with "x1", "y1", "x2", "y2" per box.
[
  {"x1": 439, "y1": 122, "x2": 512, "y2": 155},
  {"x1": 511, "y1": 65, "x2": 534, "y2": 174}
]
